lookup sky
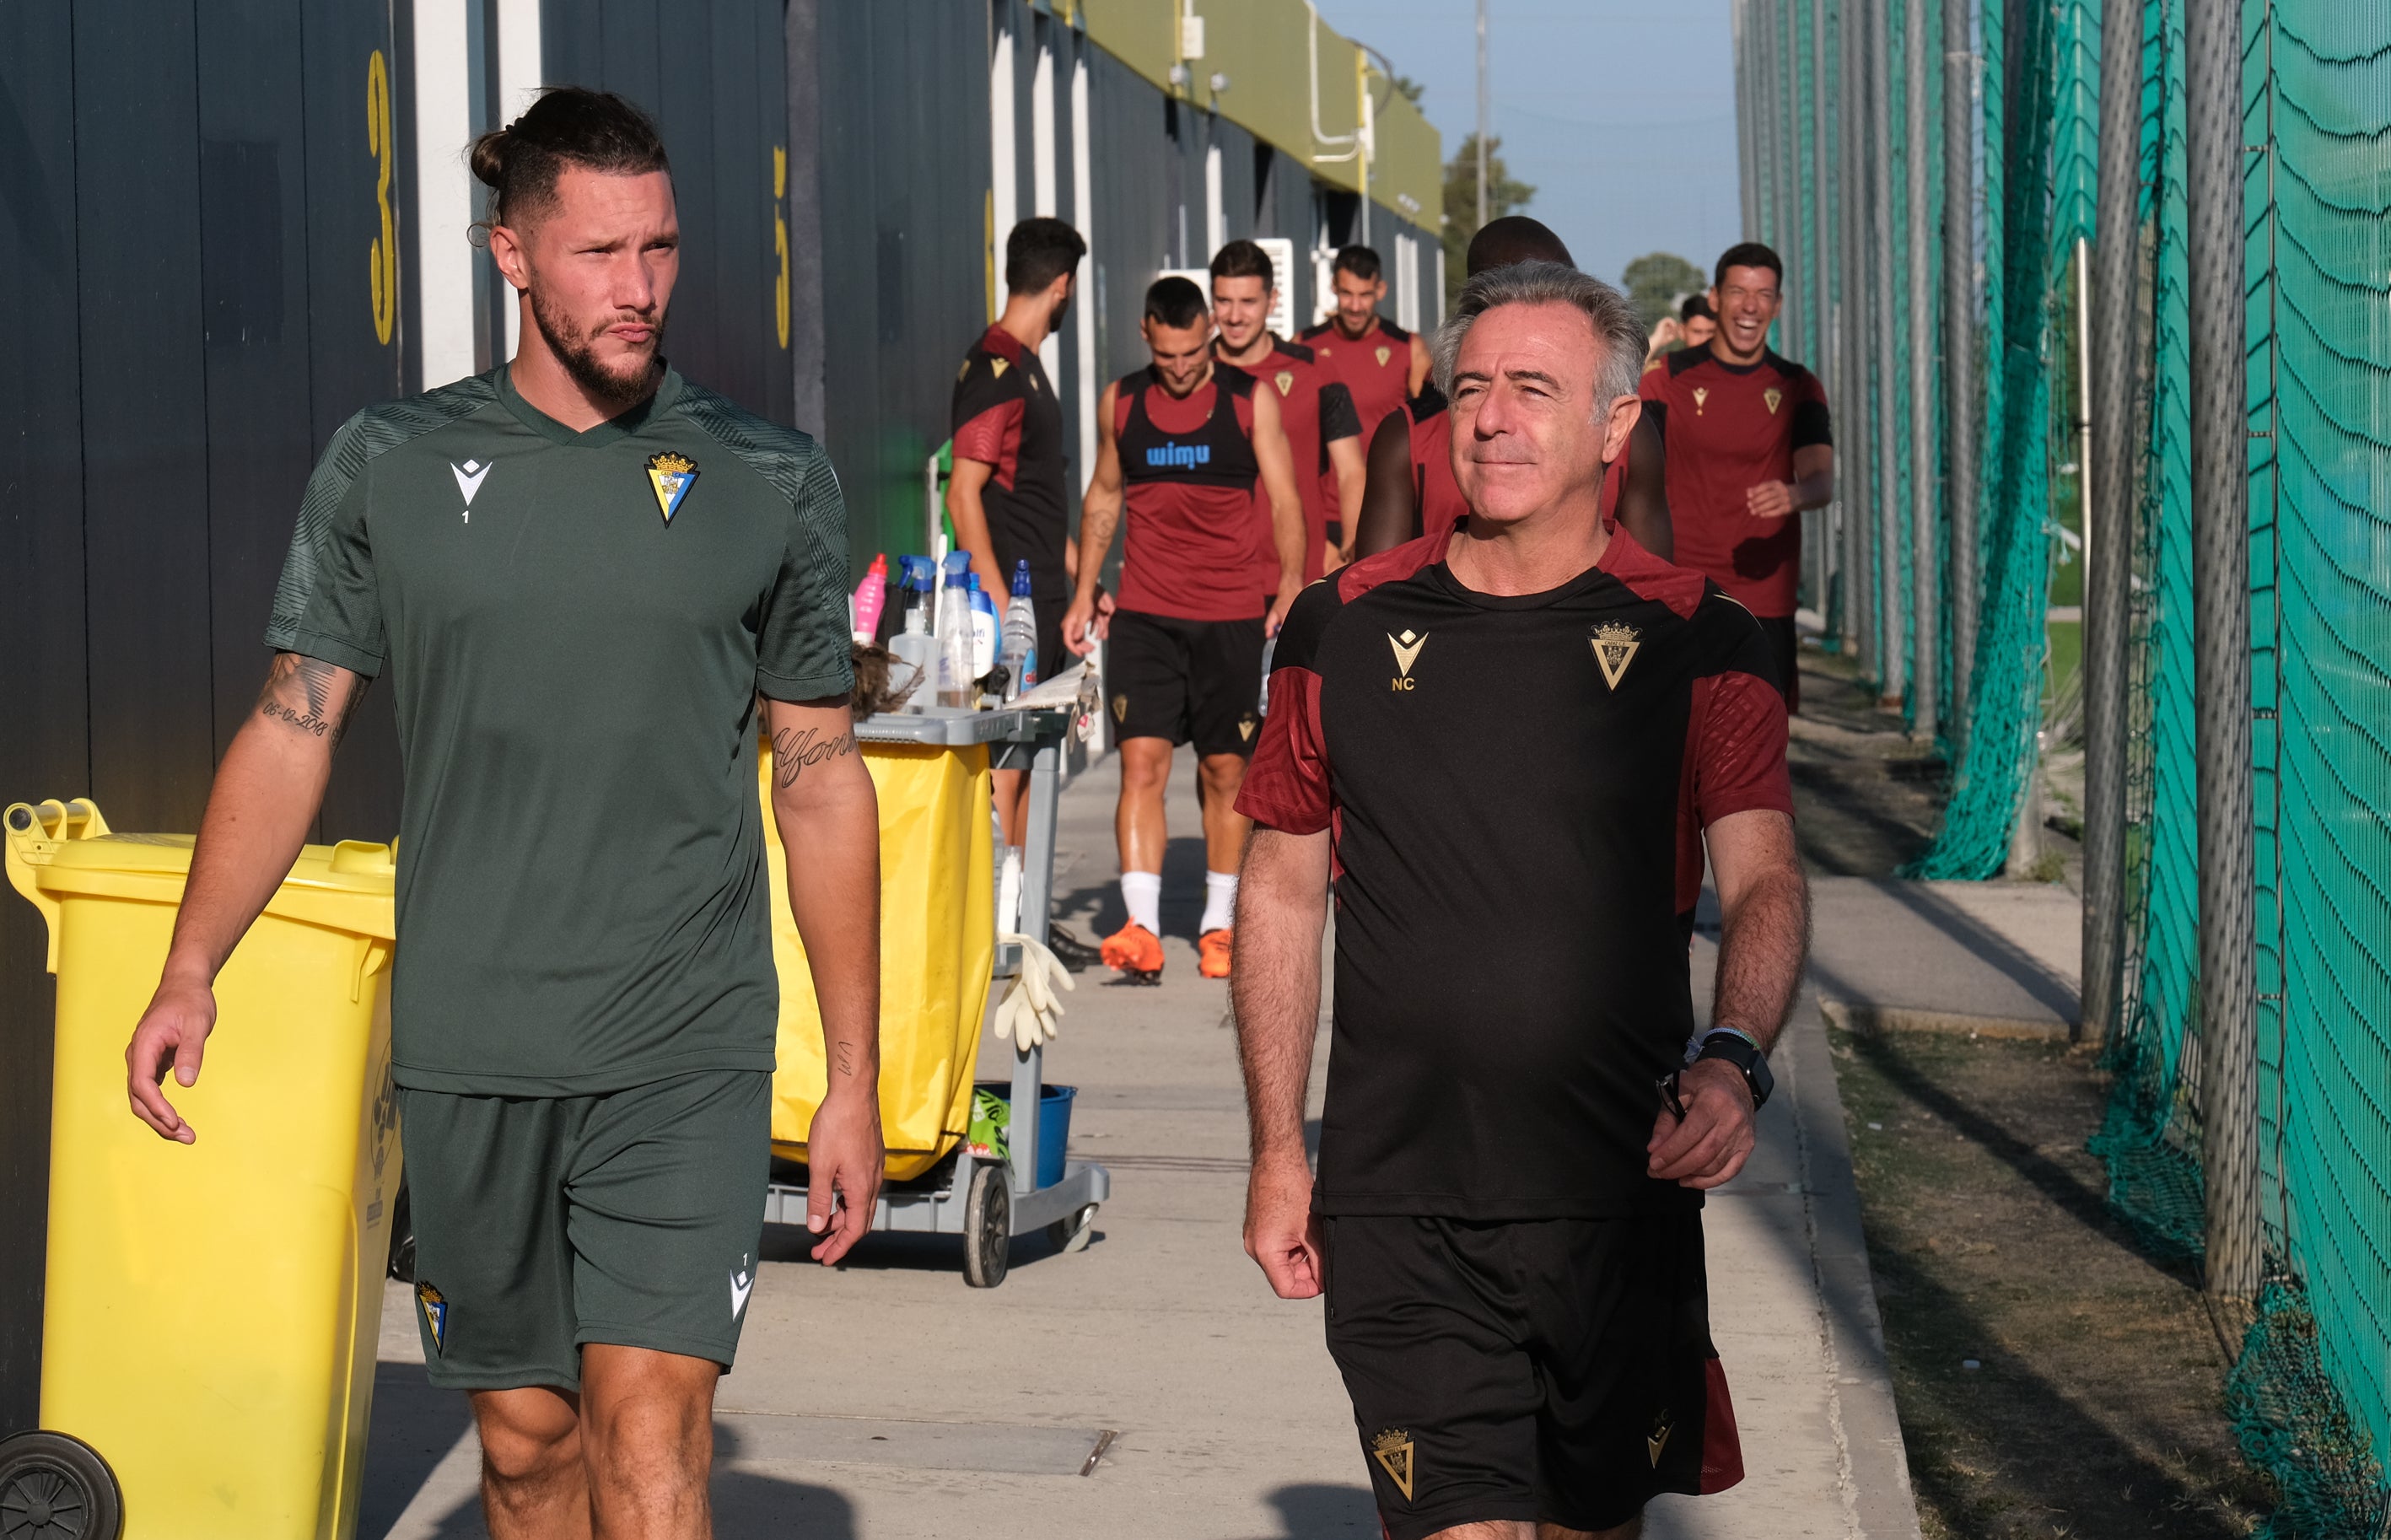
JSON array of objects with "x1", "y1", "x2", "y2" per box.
[{"x1": 1314, "y1": 0, "x2": 1746, "y2": 290}]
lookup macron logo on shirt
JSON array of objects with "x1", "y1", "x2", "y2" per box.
[
  {"x1": 1145, "y1": 442, "x2": 1210, "y2": 470},
  {"x1": 451, "y1": 459, "x2": 492, "y2": 523}
]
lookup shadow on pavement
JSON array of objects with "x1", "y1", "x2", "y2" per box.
[
  {"x1": 359, "y1": 1363, "x2": 471, "y2": 1540},
  {"x1": 1258, "y1": 1480, "x2": 1380, "y2": 1537}
]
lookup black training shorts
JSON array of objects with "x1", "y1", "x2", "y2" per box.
[
  {"x1": 1322, "y1": 1210, "x2": 1742, "y2": 1539},
  {"x1": 1105, "y1": 607, "x2": 1266, "y2": 757}
]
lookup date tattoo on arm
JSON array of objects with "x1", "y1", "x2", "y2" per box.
[
  {"x1": 771, "y1": 724, "x2": 860, "y2": 790},
  {"x1": 255, "y1": 653, "x2": 369, "y2": 746}
]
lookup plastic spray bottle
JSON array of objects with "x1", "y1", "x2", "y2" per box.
[
  {"x1": 967, "y1": 574, "x2": 999, "y2": 687},
  {"x1": 887, "y1": 557, "x2": 936, "y2": 711}
]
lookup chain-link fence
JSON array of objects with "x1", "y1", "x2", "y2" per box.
[{"x1": 1736, "y1": 0, "x2": 2391, "y2": 1532}]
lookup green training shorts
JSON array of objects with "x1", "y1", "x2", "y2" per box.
[{"x1": 398, "y1": 1069, "x2": 771, "y2": 1392}]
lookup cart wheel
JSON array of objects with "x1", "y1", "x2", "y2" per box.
[
  {"x1": 1046, "y1": 1203, "x2": 1098, "y2": 1254},
  {"x1": 0, "y1": 1430, "x2": 125, "y2": 1540},
  {"x1": 961, "y1": 1161, "x2": 1012, "y2": 1289}
]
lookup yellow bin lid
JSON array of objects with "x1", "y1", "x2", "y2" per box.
[{"x1": 5, "y1": 800, "x2": 397, "y2": 971}]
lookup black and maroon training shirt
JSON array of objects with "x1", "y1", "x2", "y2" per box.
[
  {"x1": 1235, "y1": 524, "x2": 1794, "y2": 1218},
  {"x1": 952, "y1": 324, "x2": 1069, "y2": 600}
]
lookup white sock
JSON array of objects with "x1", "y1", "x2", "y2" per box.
[
  {"x1": 1201, "y1": 870, "x2": 1240, "y2": 934},
  {"x1": 1120, "y1": 870, "x2": 1162, "y2": 935}
]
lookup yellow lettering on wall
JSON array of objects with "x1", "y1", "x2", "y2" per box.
[
  {"x1": 773, "y1": 147, "x2": 790, "y2": 350},
  {"x1": 368, "y1": 49, "x2": 398, "y2": 346}
]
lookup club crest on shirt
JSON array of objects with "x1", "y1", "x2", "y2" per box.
[
  {"x1": 1647, "y1": 1408, "x2": 1674, "y2": 1467},
  {"x1": 644, "y1": 452, "x2": 697, "y2": 525},
  {"x1": 1692, "y1": 386, "x2": 1710, "y2": 416},
  {"x1": 1370, "y1": 1429, "x2": 1416, "y2": 1500},
  {"x1": 417, "y1": 1280, "x2": 449, "y2": 1354},
  {"x1": 1374, "y1": 345, "x2": 1392, "y2": 368},
  {"x1": 1591, "y1": 622, "x2": 1641, "y2": 690},
  {"x1": 1274, "y1": 369, "x2": 1296, "y2": 396},
  {"x1": 1764, "y1": 387, "x2": 1784, "y2": 415}
]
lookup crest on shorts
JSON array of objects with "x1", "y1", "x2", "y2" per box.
[
  {"x1": 644, "y1": 452, "x2": 697, "y2": 525},
  {"x1": 1692, "y1": 386, "x2": 1710, "y2": 416},
  {"x1": 417, "y1": 1280, "x2": 448, "y2": 1355},
  {"x1": 1238, "y1": 713, "x2": 1257, "y2": 741},
  {"x1": 1764, "y1": 387, "x2": 1784, "y2": 415},
  {"x1": 1647, "y1": 1408, "x2": 1674, "y2": 1467},
  {"x1": 1274, "y1": 369, "x2": 1296, "y2": 396},
  {"x1": 1374, "y1": 345, "x2": 1392, "y2": 368},
  {"x1": 1591, "y1": 622, "x2": 1641, "y2": 690},
  {"x1": 1112, "y1": 694, "x2": 1129, "y2": 724},
  {"x1": 1370, "y1": 1429, "x2": 1416, "y2": 1500}
]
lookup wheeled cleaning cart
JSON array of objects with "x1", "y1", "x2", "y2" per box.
[
  {"x1": 3, "y1": 797, "x2": 402, "y2": 1540},
  {"x1": 758, "y1": 705, "x2": 1107, "y2": 1287}
]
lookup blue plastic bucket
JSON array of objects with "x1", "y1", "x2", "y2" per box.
[{"x1": 974, "y1": 1082, "x2": 1075, "y2": 1187}]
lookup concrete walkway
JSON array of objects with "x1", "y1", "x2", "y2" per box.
[
  {"x1": 1807, "y1": 877, "x2": 2083, "y2": 1039},
  {"x1": 359, "y1": 751, "x2": 1921, "y2": 1540}
]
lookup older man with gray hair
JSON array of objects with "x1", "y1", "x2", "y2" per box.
[{"x1": 1231, "y1": 262, "x2": 1810, "y2": 1540}]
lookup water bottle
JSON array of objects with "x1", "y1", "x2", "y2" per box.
[
  {"x1": 968, "y1": 574, "x2": 999, "y2": 686},
  {"x1": 887, "y1": 556, "x2": 937, "y2": 711},
  {"x1": 998, "y1": 560, "x2": 1040, "y2": 702},
  {"x1": 936, "y1": 554, "x2": 974, "y2": 708}
]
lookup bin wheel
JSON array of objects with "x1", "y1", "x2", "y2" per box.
[
  {"x1": 961, "y1": 1162, "x2": 1011, "y2": 1289},
  {"x1": 0, "y1": 1430, "x2": 124, "y2": 1540},
  {"x1": 1047, "y1": 1203, "x2": 1098, "y2": 1254}
]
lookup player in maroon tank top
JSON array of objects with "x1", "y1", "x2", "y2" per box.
[
  {"x1": 1301, "y1": 245, "x2": 1433, "y2": 443},
  {"x1": 1063, "y1": 277, "x2": 1305, "y2": 985}
]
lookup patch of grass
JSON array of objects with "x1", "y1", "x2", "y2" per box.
[{"x1": 1830, "y1": 1028, "x2": 2275, "y2": 1539}]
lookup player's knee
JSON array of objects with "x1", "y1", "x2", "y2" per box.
[
  {"x1": 472, "y1": 1394, "x2": 579, "y2": 1487},
  {"x1": 581, "y1": 1381, "x2": 712, "y2": 1494}
]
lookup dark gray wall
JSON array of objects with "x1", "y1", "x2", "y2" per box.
[{"x1": 0, "y1": 0, "x2": 405, "y2": 1434}]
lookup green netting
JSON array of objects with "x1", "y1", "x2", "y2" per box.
[{"x1": 1742, "y1": 0, "x2": 2391, "y2": 1529}]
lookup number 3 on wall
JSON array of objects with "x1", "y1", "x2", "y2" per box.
[
  {"x1": 369, "y1": 49, "x2": 399, "y2": 346},
  {"x1": 773, "y1": 147, "x2": 790, "y2": 350}
]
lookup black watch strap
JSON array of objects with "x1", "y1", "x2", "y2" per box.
[{"x1": 1694, "y1": 1030, "x2": 1773, "y2": 1111}]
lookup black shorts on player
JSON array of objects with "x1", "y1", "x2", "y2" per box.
[
  {"x1": 1324, "y1": 1212, "x2": 1742, "y2": 1540},
  {"x1": 1106, "y1": 608, "x2": 1264, "y2": 757}
]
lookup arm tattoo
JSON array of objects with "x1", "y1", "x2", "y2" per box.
[
  {"x1": 771, "y1": 724, "x2": 860, "y2": 789},
  {"x1": 255, "y1": 653, "x2": 369, "y2": 746},
  {"x1": 834, "y1": 1042, "x2": 857, "y2": 1078}
]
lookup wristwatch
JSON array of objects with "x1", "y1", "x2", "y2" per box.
[{"x1": 1694, "y1": 1029, "x2": 1774, "y2": 1112}]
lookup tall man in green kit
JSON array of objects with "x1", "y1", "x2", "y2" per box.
[{"x1": 121, "y1": 89, "x2": 883, "y2": 1540}]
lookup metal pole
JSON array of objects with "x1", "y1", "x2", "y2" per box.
[
  {"x1": 2084, "y1": 0, "x2": 2141, "y2": 1048},
  {"x1": 1475, "y1": 0, "x2": 1489, "y2": 231},
  {"x1": 1904, "y1": 0, "x2": 1938, "y2": 739},
  {"x1": 1808, "y1": 0, "x2": 1836, "y2": 618},
  {"x1": 1753, "y1": 0, "x2": 1776, "y2": 247},
  {"x1": 2185, "y1": 0, "x2": 2259, "y2": 1300},
  {"x1": 1941, "y1": 0, "x2": 1979, "y2": 742},
  {"x1": 1870, "y1": 0, "x2": 1904, "y2": 706},
  {"x1": 1780, "y1": 0, "x2": 1805, "y2": 363},
  {"x1": 1840, "y1": 0, "x2": 1873, "y2": 671},
  {"x1": 1737, "y1": 1, "x2": 1761, "y2": 237}
]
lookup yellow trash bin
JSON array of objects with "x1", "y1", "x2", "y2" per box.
[
  {"x1": 3, "y1": 797, "x2": 401, "y2": 1540},
  {"x1": 760, "y1": 737, "x2": 996, "y2": 1181}
]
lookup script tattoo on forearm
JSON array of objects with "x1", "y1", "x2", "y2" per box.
[
  {"x1": 771, "y1": 724, "x2": 859, "y2": 789},
  {"x1": 255, "y1": 653, "x2": 369, "y2": 746},
  {"x1": 834, "y1": 1042, "x2": 857, "y2": 1078}
]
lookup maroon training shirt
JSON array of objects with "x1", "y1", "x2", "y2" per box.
[{"x1": 1637, "y1": 346, "x2": 1831, "y2": 617}]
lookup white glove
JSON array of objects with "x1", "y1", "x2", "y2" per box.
[{"x1": 993, "y1": 931, "x2": 1075, "y2": 1053}]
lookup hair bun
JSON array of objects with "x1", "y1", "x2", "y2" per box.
[{"x1": 468, "y1": 127, "x2": 511, "y2": 190}]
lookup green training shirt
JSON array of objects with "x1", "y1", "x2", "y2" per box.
[{"x1": 267, "y1": 363, "x2": 854, "y2": 1095}]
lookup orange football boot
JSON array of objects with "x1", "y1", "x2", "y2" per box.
[
  {"x1": 1101, "y1": 920, "x2": 1165, "y2": 984},
  {"x1": 1198, "y1": 927, "x2": 1234, "y2": 979}
]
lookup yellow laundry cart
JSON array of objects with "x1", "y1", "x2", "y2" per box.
[
  {"x1": 756, "y1": 706, "x2": 1107, "y2": 1288},
  {"x1": 3, "y1": 798, "x2": 401, "y2": 1540}
]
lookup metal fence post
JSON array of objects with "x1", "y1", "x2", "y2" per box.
[
  {"x1": 2185, "y1": 0, "x2": 2260, "y2": 1300},
  {"x1": 1941, "y1": 0, "x2": 1979, "y2": 744},
  {"x1": 1737, "y1": 1, "x2": 1761, "y2": 238},
  {"x1": 1840, "y1": 0, "x2": 1875, "y2": 672},
  {"x1": 1904, "y1": 0, "x2": 1938, "y2": 739},
  {"x1": 2084, "y1": 0, "x2": 2141, "y2": 1048},
  {"x1": 1869, "y1": 0, "x2": 1905, "y2": 707}
]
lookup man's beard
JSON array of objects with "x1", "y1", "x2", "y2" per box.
[
  {"x1": 1336, "y1": 310, "x2": 1372, "y2": 339},
  {"x1": 530, "y1": 287, "x2": 665, "y2": 411}
]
